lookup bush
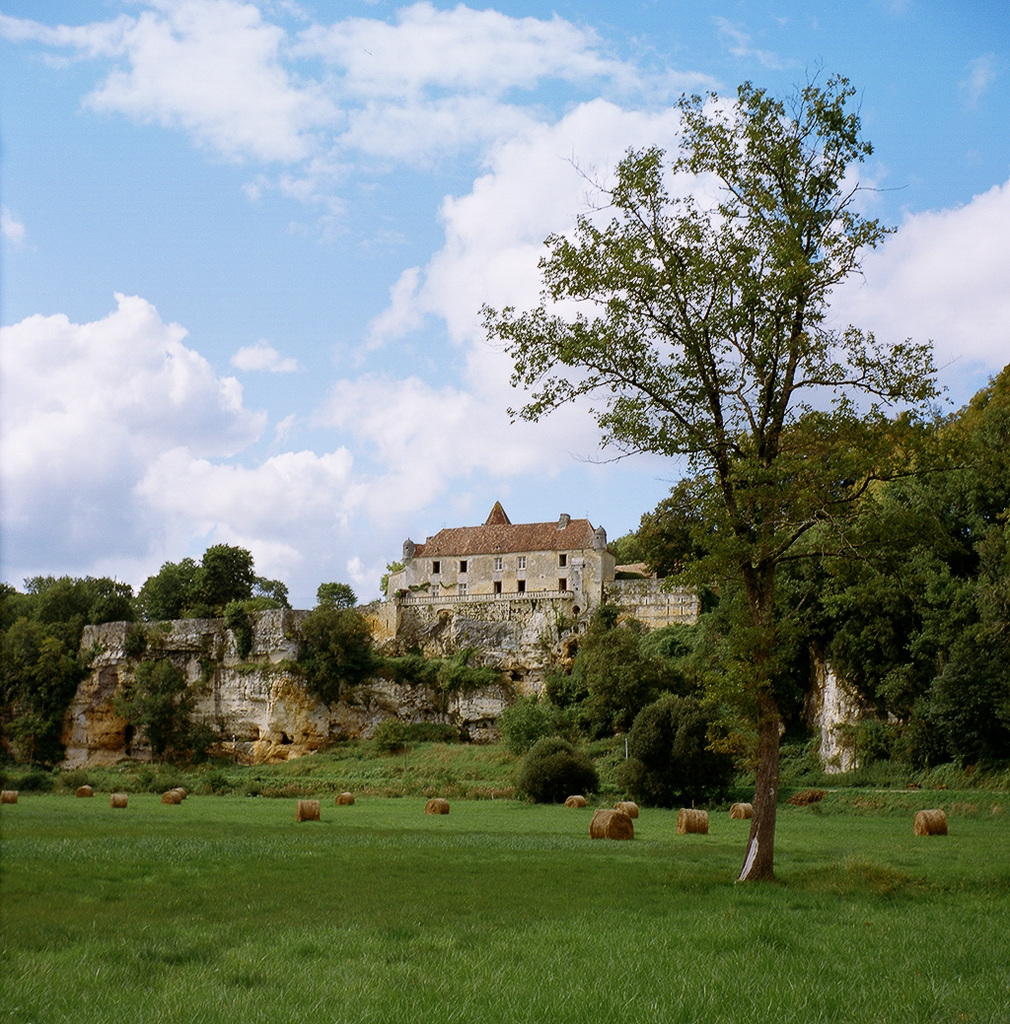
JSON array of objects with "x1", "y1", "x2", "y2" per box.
[
  {"x1": 14, "y1": 769, "x2": 54, "y2": 792},
  {"x1": 516, "y1": 736, "x2": 598, "y2": 803},
  {"x1": 617, "y1": 693, "x2": 733, "y2": 807},
  {"x1": 498, "y1": 695, "x2": 556, "y2": 755},
  {"x1": 374, "y1": 719, "x2": 411, "y2": 754}
]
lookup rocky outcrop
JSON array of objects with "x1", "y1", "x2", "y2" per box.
[
  {"x1": 806, "y1": 657, "x2": 874, "y2": 773},
  {"x1": 62, "y1": 609, "x2": 514, "y2": 768}
]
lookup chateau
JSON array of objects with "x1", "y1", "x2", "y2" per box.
[
  {"x1": 379, "y1": 502, "x2": 699, "y2": 641},
  {"x1": 386, "y1": 501, "x2": 613, "y2": 616}
]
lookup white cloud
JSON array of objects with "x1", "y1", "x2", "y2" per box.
[
  {"x1": 295, "y1": 2, "x2": 633, "y2": 100},
  {"x1": 0, "y1": 1, "x2": 701, "y2": 208},
  {"x1": 713, "y1": 17, "x2": 787, "y2": 71},
  {"x1": 1, "y1": 205, "x2": 26, "y2": 246},
  {"x1": 960, "y1": 54, "x2": 1002, "y2": 109},
  {"x1": 833, "y1": 178, "x2": 1010, "y2": 399},
  {"x1": 1, "y1": 1, "x2": 337, "y2": 163},
  {"x1": 231, "y1": 340, "x2": 301, "y2": 372},
  {"x1": 0, "y1": 294, "x2": 265, "y2": 573}
]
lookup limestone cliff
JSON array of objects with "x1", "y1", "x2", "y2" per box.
[{"x1": 63, "y1": 609, "x2": 513, "y2": 768}]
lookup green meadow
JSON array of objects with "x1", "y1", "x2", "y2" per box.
[{"x1": 2, "y1": 790, "x2": 1008, "y2": 1024}]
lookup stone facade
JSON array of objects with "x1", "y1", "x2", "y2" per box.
[{"x1": 387, "y1": 502, "x2": 615, "y2": 618}]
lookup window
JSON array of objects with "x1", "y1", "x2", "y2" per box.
[
  {"x1": 494, "y1": 556, "x2": 503, "y2": 571},
  {"x1": 459, "y1": 560, "x2": 467, "y2": 573},
  {"x1": 432, "y1": 560, "x2": 440, "y2": 574},
  {"x1": 457, "y1": 583, "x2": 467, "y2": 595},
  {"x1": 517, "y1": 556, "x2": 526, "y2": 570},
  {"x1": 558, "y1": 553, "x2": 567, "y2": 567},
  {"x1": 517, "y1": 579, "x2": 526, "y2": 593},
  {"x1": 493, "y1": 580, "x2": 502, "y2": 594},
  {"x1": 558, "y1": 578, "x2": 567, "y2": 592}
]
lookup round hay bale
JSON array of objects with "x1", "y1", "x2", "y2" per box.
[
  {"x1": 729, "y1": 802, "x2": 753, "y2": 820},
  {"x1": 676, "y1": 808, "x2": 709, "y2": 834},
  {"x1": 914, "y1": 808, "x2": 948, "y2": 836},
  {"x1": 589, "y1": 808, "x2": 634, "y2": 840},
  {"x1": 425, "y1": 798, "x2": 450, "y2": 815},
  {"x1": 76, "y1": 785, "x2": 94, "y2": 798},
  {"x1": 161, "y1": 790, "x2": 182, "y2": 805},
  {"x1": 110, "y1": 793, "x2": 128, "y2": 809},
  {"x1": 614, "y1": 800, "x2": 639, "y2": 819},
  {"x1": 1, "y1": 790, "x2": 18, "y2": 804},
  {"x1": 295, "y1": 799, "x2": 321, "y2": 822},
  {"x1": 564, "y1": 795, "x2": 587, "y2": 808},
  {"x1": 335, "y1": 792, "x2": 355, "y2": 806},
  {"x1": 172, "y1": 787, "x2": 187, "y2": 800}
]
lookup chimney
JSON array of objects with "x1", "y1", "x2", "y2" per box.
[{"x1": 558, "y1": 513, "x2": 570, "y2": 530}]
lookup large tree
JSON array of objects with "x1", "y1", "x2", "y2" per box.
[{"x1": 484, "y1": 77, "x2": 938, "y2": 880}]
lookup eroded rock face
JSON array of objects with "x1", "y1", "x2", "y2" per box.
[{"x1": 62, "y1": 609, "x2": 512, "y2": 767}]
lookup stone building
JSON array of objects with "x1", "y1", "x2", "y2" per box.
[{"x1": 386, "y1": 502, "x2": 614, "y2": 618}]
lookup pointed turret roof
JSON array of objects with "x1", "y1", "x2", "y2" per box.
[{"x1": 484, "y1": 501, "x2": 512, "y2": 526}]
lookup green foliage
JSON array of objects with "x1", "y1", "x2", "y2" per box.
[
  {"x1": 515, "y1": 736, "x2": 598, "y2": 803},
  {"x1": 607, "y1": 531, "x2": 644, "y2": 566},
  {"x1": 298, "y1": 606, "x2": 375, "y2": 705},
  {"x1": 821, "y1": 367, "x2": 1010, "y2": 768},
  {"x1": 123, "y1": 623, "x2": 149, "y2": 659},
  {"x1": 498, "y1": 694, "x2": 560, "y2": 755},
  {"x1": 617, "y1": 693, "x2": 734, "y2": 807},
  {"x1": 316, "y1": 582, "x2": 357, "y2": 609},
  {"x1": 379, "y1": 649, "x2": 503, "y2": 693},
  {"x1": 138, "y1": 545, "x2": 261, "y2": 621},
  {"x1": 223, "y1": 601, "x2": 254, "y2": 659},
  {"x1": 549, "y1": 608, "x2": 686, "y2": 737},
  {"x1": 253, "y1": 576, "x2": 290, "y2": 608},
  {"x1": 137, "y1": 558, "x2": 199, "y2": 620},
  {"x1": 114, "y1": 658, "x2": 197, "y2": 760},
  {"x1": 373, "y1": 719, "x2": 411, "y2": 754}
]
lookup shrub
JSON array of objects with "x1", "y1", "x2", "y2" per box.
[
  {"x1": 516, "y1": 736, "x2": 598, "y2": 803},
  {"x1": 123, "y1": 624, "x2": 149, "y2": 658},
  {"x1": 374, "y1": 719, "x2": 411, "y2": 754},
  {"x1": 617, "y1": 693, "x2": 733, "y2": 807},
  {"x1": 224, "y1": 601, "x2": 254, "y2": 659},
  {"x1": 498, "y1": 695, "x2": 555, "y2": 755},
  {"x1": 15, "y1": 769, "x2": 54, "y2": 792}
]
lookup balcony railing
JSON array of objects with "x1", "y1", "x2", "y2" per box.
[{"x1": 397, "y1": 589, "x2": 573, "y2": 606}]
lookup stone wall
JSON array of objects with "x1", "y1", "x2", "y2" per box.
[{"x1": 604, "y1": 578, "x2": 700, "y2": 629}]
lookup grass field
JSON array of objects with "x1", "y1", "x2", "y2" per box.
[{"x1": 2, "y1": 790, "x2": 1008, "y2": 1024}]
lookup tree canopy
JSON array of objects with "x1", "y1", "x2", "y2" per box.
[{"x1": 484, "y1": 76, "x2": 938, "y2": 880}]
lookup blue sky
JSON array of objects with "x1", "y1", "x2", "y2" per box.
[{"x1": 2, "y1": 0, "x2": 1008, "y2": 607}]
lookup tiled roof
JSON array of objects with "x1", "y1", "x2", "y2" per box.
[{"x1": 413, "y1": 505, "x2": 599, "y2": 557}]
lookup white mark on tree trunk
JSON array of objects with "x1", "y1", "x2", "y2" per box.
[{"x1": 738, "y1": 836, "x2": 759, "y2": 882}]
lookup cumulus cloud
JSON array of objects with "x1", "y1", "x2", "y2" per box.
[
  {"x1": 0, "y1": 1, "x2": 699, "y2": 207},
  {"x1": 0, "y1": 294, "x2": 265, "y2": 573},
  {"x1": 231, "y1": 340, "x2": 301, "y2": 372},
  {"x1": 832, "y1": 178, "x2": 1010, "y2": 399}
]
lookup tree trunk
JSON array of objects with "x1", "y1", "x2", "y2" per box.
[{"x1": 737, "y1": 687, "x2": 780, "y2": 882}]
